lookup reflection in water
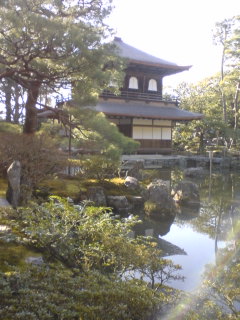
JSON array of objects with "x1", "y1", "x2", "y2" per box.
[
  {"x1": 136, "y1": 170, "x2": 240, "y2": 292},
  {"x1": 175, "y1": 203, "x2": 200, "y2": 220},
  {"x1": 132, "y1": 214, "x2": 187, "y2": 256},
  {"x1": 133, "y1": 214, "x2": 175, "y2": 237}
]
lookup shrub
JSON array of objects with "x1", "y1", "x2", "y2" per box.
[
  {"x1": 0, "y1": 266, "x2": 161, "y2": 320},
  {"x1": 0, "y1": 198, "x2": 184, "y2": 319},
  {"x1": 0, "y1": 132, "x2": 67, "y2": 203},
  {"x1": 77, "y1": 154, "x2": 120, "y2": 181}
]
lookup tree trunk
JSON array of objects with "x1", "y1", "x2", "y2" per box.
[
  {"x1": 198, "y1": 131, "x2": 204, "y2": 154},
  {"x1": 67, "y1": 118, "x2": 72, "y2": 176},
  {"x1": 221, "y1": 90, "x2": 227, "y2": 123},
  {"x1": 23, "y1": 83, "x2": 41, "y2": 134},
  {"x1": 220, "y1": 25, "x2": 228, "y2": 124},
  {"x1": 5, "y1": 79, "x2": 12, "y2": 122},
  {"x1": 220, "y1": 45, "x2": 227, "y2": 123},
  {"x1": 233, "y1": 82, "x2": 240, "y2": 132},
  {"x1": 13, "y1": 82, "x2": 21, "y2": 124}
]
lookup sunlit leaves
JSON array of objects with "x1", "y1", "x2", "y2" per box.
[{"x1": 0, "y1": 197, "x2": 185, "y2": 319}]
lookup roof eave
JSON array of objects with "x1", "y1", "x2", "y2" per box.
[
  {"x1": 105, "y1": 111, "x2": 203, "y2": 121},
  {"x1": 129, "y1": 59, "x2": 191, "y2": 71}
]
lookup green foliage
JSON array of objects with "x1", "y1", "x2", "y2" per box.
[
  {"x1": 0, "y1": 132, "x2": 67, "y2": 203},
  {"x1": 39, "y1": 177, "x2": 82, "y2": 200},
  {"x1": 61, "y1": 112, "x2": 138, "y2": 180},
  {"x1": 39, "y1": 176, "x2": 138, "y2": 202},
  {"x1": 0, "y1": 266, "x2": 161, "y2": 320},
  {"x1": 173, "y1": 78, "x2": 232, "y2": 153},
  {"x1": 83, "y1": 111, "x2": 139, "y2": 155},
  {"x1": 67, "y1": 109, "x2": 139, "y2": 156},
  {"x1": 144, "y1": 201, "x2": 158, "y2": 215},
  {"x1": 0, "y1": 0, "x2": 123, "y2": 133},
  {"x1": 14, "y1": 198, "x2": 182, "y2": 282},
  {"x1": 0, "y1": 197, "x2": 185, "y2": 319},
  {"x1": 14, "y1": 197, "x2": 139, "y2": 271},
  {"x1": 38, "y1": 121, "x2": 64, "y2": 141},
  {"x1": 99, "y1": 177, "x2": 140, "y2": 196},
  {"x1": 77, "y1": 154, "x2": 120, "y2": 181},
  {"x1": 0, "y1": 121, "x2": 21, "y2": 133},
  {"x1": 172, "y1": 15, "x2": 240, "y2": 152}
]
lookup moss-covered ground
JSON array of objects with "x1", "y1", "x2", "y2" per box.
[
  {"x1": 0, "y1": 175, "x2": 140, "y2": 203},
  {"x1": 38, "y1": 176, "x2": 140, "y2": 201}
]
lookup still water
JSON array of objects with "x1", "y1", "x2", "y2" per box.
[
  {"x1": 137, "y1": 169, "x2": 240, "y2": 292},
  {"x1": 1, "y1": 170, "x2": 239, "y2": 294}
]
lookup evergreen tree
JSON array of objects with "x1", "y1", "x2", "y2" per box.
[{"x1": 0, "y1": 0, "x2": 121, "y2": 133}]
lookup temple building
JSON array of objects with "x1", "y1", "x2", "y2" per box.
[{"x1": 92, "y1": 37, "x2": 203, "y2": 154}]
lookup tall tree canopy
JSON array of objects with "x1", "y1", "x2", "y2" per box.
[
  {"x1": 213, "y1": 15, "x2": 240, "y2": 127},
  {"x1": 172, "y1": 16, "x2": 240, "y2": 153},
  {"x1": 0, "y1": 0, "x2": 120, "y2": 133}
]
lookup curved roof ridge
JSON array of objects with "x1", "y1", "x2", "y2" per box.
[{"x1": 113, "y1": 37, "x2": 189, "y2": 70}]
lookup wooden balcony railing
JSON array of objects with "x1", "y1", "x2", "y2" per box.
[
  {"x1": 100, "y1": 90, "x2": 178, "y2": 104},
  {"x1": 56, "y1": 91, "x2": 178, "y2": 105}
]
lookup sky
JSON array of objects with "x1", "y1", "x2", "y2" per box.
[{"x1": 107, "y1": 0, "x2": 239, "y2": 88}]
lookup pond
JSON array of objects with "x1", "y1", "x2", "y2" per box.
[
  {"x1": 136, "y1": 169, "x2": 240, "y2": 292},
  {"x1": 1, "y1": 169, "x2": 239, "y2": 294}
]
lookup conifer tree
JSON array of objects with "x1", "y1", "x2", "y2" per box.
[{"x1": 0, "y1": 0, "x2": 120, "y2": 133}]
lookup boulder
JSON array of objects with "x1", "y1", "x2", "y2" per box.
[
  {"x1": 124, "y1": 176, "x2": 139, "y2": 190},
  {"x1": 107, "y1": 195, "x2": 130, "y2": 215},
  {"x1": 87, "y1": 186, "x2": 107, "y2": 206},
  {"x1": 6, "y1": 161, "x2": 21, "y2": 208},
  {"x1": 172, "y1": 180, "x2": 200, "y2": 206},
  {"x1": 127, "y1": 195, "x2": 144, "y2": 211},
  {"x1": 144, "y1": 179, "x2": 176, "y2": 220}
]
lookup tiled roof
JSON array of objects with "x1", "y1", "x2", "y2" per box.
[
  {"x1": 90, "y1": 99, "x2": 203, "y2": 121},
  {"x1": 113, "y1": 37, "x2": 190, "y2": 71}
]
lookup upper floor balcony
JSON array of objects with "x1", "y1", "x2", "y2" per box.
[
  {"x1": 100, "y1": 90, "x2": 178, "y2": 105},
  {"x1": 56, "y1": 89, "x2": 178, "y2": 107}
]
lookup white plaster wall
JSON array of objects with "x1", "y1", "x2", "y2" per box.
[
  {"x1": 162, "y1": 127, "x2": 171, "y2": 140},
  {"x1": 142, "y1": 127, "x2": 153, "y2": 139},
  {"x1": 133, "y1": 126, "x2": 143, "y2": 139},
  {"x1": 133, "y1": 126, "x2": 171, "y2": 140},
  {"x1": 153, "y1": 127, "x2": 161, "y2": 139}
]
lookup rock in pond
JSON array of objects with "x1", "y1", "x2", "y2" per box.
[
  {"x1": 124, "y1": 176, "x2": 139, "y2": 190},
  {"x1": 127, "y1": 196, "x2": 144, "y2": 211},
  {"x1": 144, "y1": 179, "x2": 176, "y2": 220},
  {"x1": 107, "y1": 196, "x2": 130, "y2": 215},
  {"x1": 172, "y1": 180, "x2": 200, "y2": 206}
]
